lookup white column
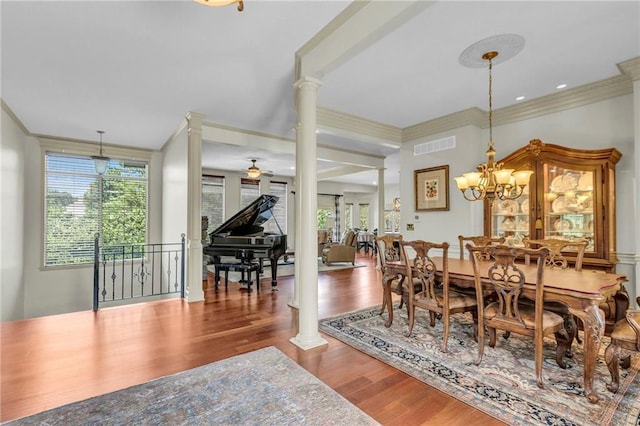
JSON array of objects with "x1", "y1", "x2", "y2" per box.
[
  {"x1": 289, "y1": 163, "x2": 300, "y2": 308},
  {"x1": 290, "y1": 76, "x2": 328, "y2": 350},
  {"x1": 186, "y1": 112, "x2": 205, "y2": 303},
  {"x1": 377, "y1": 168, "x2": 385, "y2": 234}
]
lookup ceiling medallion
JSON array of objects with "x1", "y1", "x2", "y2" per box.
[{"x1": 459, "y1": 34, "x2": 525, "y2": 68}]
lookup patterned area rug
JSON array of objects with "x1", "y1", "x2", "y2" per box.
[
  {"x1": 319, "y1": 305, "x2": 640, "y2": 426},
  {"x1": 5, "y1": 347, "x2": 379, "y2": 425}
]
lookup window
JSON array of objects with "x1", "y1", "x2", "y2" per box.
[
  {"x1": 240, "y1": 178, "x2": 260, "y2": 208},
  {"x1": 345, "y1": 203, "x2": 353, "y2": 230},
  {"x1": 265, "y1": 181, "x2": 287, "y2": 234},
  {"x1": 45, "y1": 153, "x2": 148, "y2": 267},
  {"x1": 202, "y1": 175, "x2": 225, "y2": 235},
  {"x1": 317, "y1": 208, "x2": 331, "y2": 230},
  {"x1": 359, "y1": 203, "x2": 369, "y2": 231}
]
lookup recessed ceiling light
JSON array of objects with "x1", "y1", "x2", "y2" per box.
[
  {"x1": 373, "y1": 181, "x2": 377, "y2": 185},
  {"x1": 290, "y1": 166, "x2": 295, "y2": 170},
  {"x1": 516, "y1": 96, "x2": 525, "y2": 101},
  {"x1": 556, "y1": 83, "x2": 567, "y2": 89}
]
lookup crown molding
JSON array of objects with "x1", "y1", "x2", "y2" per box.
[
  {"x1": 493, "y1": 74, "x2": 632, "y2": 127},
  {"x1": 1, "y1": 98, "x2": 30, "y2": 135},
  {"x1": 399, "y1": 71, "x2": 634, "y2": 142},
  {"x1": 317, "y1": 107, "x2": 402, "y2": 144},
  {"x1": 402, "y1": 108, "x2": 485, "y2": 142}
]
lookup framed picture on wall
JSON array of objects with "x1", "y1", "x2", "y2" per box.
[{"x1": 414, "y1": 165, "x2": 449, "y2": 211}]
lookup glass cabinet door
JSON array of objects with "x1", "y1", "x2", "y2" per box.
[
  {"x1": 490, "y1": 185, "x2": 530, "y2": 247},
  {"x1": 542, "y1": 163, "x2": 595, "y2": 253}
]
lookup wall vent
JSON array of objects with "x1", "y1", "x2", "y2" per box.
[{"x1": 414, "y1": 136, "x2": 456, "y2": 156}]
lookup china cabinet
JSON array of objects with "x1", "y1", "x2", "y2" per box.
[{"x1": 483, "y1": 139, "x2": 621, "y2": 271}]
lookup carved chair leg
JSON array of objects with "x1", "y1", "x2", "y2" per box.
[
  {"x1": 488, "y1": 327, "x2": 497, "y2": 347},
  {"x1": 562, "y1": 314, "x2": 577, "y2": 359},
  {"x1": 429, "y1": 311, "x2": 437, "y2": 327},
  {"x1": 405, "y1": 304, "x2": 415, "y2": 337},
  {"x1": 604, "y1": 342, "x2": 621, "y2": 393},
  {"x1": 554, "y1": 329, "x2": 571, "y2": 369}
]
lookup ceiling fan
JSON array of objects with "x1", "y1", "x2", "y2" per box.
[{"x1": 245, "y1": 159, "x2": 274, "y2": 178}]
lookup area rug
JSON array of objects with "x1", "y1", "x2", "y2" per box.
[
  {"x1": 319, "y1": 305, "x2": 640, "y2": 426},
  {"x1": 4, "y1": 346, "x2": 379, "y2": 425}
]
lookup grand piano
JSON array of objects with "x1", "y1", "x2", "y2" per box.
[{"x1": 203, "y1": 194, "x2": 287, "y2": 291}]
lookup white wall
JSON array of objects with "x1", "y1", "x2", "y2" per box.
[
  {"x1": 9, "y1": 121, "x2": 162, "y2": 320},
  {"x1": 401, "y1": 94, "x2": 636, "y2": 302},
  {"x1": 1, "y1": 108, "x2": 27, "y2": 321},
  {"x1": 162, "y1": 125, "x2": 189, "y2": 245}
]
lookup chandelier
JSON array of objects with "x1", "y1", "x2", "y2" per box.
[
  {"x1": 454, "y1": 50, "x2": 533, "y2": 203},
  {"x1": 247, "y1": 159, "x2": 261, "y2": 178},
  {"x1": 91, "y1": 130, "x2": 110, "y2": 175},
  {"x1": 193, "y1": 0, "x2": 244, "y2": 11}
]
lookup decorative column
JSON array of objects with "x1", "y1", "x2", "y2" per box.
[
  {"x1": 290, "y1": 76, "x2": 328, "y2": 350},
  {"x1": 289, "y1": 164, "x2": 300, "y2": 308},
  {"x1": 186, "y1": 112, "x2": 205, "y2": 302}
]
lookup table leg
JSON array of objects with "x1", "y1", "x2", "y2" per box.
[{"x1": 571, "y1": 303, "x2": 605, "y2": 404}]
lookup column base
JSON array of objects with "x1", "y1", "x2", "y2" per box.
[{"x1": 289, "y1": 335, "x2": 328, "y2": 351}]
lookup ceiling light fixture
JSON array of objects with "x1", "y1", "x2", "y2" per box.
[
  {"x1": 556, "y1": 83, "x2": 567, "y2": 89},
  {"x1": 247, "y1": 159, "x2": 261, "y2": 178},
  {"x1": 454, "y1": 50, "x2": 533, "y2": 203},
  {"x1": 193, "y1": 0, "x2": 243, "y2": 11},
  {"x1": 91, "y1": 130, "x2": 110, "y2": 175}
]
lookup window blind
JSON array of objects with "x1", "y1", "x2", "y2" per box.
[
  {"x1": 202, "y1": 175, "x2": 225, "y2": 235},
  {"x1": 44, "y1": 153, "x2": 148, "y2": 267}
]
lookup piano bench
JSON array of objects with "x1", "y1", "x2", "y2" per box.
[{"x1": 214, "y1": 261, "x2": 261, "y2": 293}]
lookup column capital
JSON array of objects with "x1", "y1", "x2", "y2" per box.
[
  {"x1": 185, "y1": 111, "x2": 205, "y2": 123},
  {"x1": 294, "y1": 75, "x2": 323, "y2": 89},
  {"x1": 618, "y1": 57, "x2": 640, "y2": 81}
]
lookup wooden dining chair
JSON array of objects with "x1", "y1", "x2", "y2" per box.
[
  {"x1": 605, "y1": 297, "x2": 640, "y2": 393},
  {"x1": 400, "y1": 240, "x2": 477, "y2": 352},
  {"x1": 376, "y1": 234, "x2": 405, "y2": 317},
  {"x1": 522, "y1": 238, "x2": 589, "y2": 356},
  {"x1": 458, "y1": 235, "x2": 505, "y2": 260},
  {"x1": 467, "y1": 244, "x2": 570, "y2": 388}
]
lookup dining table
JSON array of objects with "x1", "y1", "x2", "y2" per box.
[{"x1": 382, "y1": 256, "x2": 628, "y2": 404}]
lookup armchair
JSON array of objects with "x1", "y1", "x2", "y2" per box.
[
  {"x1": 321, "y1": 230, "x2": 357, "y2": 265},
  {"x1": 317, "y1": 229, "x2": 332, "y2": 257}
]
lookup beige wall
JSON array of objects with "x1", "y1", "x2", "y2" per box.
[
  {"x1": 400, "y1": 94, "x2": 636, "y2": 302},
  {"x1": 1, "y1": 108, "x2": 27, "y2": 321}
]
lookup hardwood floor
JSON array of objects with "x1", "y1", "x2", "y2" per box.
[{"x1": 1, "y1": 252, "x2": 503, "y2": 425}]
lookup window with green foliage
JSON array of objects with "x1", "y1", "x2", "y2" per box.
[
  {"x1": 359, "y1": 203, "x2": 369, "y2": 231},
  {"x1": 317, "y1": 208, "x2": 331, "y2": 230},
  {"x1": 44, "y1": 153, "x2": 148, "y2": 267}
]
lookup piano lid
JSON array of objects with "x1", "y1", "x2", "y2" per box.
[{"x1": 210, "y1": 194, "x2": 279, "y2": 237}]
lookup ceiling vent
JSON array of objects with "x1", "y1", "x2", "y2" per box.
[{"x1": 414, "y1": 136, "x2": 456, "y2": 156}]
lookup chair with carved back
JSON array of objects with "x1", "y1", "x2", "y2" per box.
[
  {"x1": 605, "y1": 296, "x2": 640, "y2": 393},
  {"x1": 376, "y1": 234, "x2": 405, "y2": 318},
  {"x1": 522, "y1": 238, "x2": 589, "y2": 357},
  {"x1": 400, "y1": 240, "x2": 477, "y2": 352},
  {"x1": 467, "y1": 244, "x2": 570, "y2": 388},
  {"x1": 458, "y1": 235, "x2": 505, "y2": 260}
]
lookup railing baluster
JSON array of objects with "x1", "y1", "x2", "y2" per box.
[{"x1": 93, "y1": 236, "x2": 186, "y2": 310}]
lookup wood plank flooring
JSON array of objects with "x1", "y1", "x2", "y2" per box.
[{"x1": 1, "y1": 253, "x2": 504, "y2": 425}]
